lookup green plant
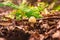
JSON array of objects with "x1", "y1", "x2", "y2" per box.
[
  {"x1": 54, "y1": 5, "x2": 60, "y2": 11},
  {"x1": 0, "y1": 2, "x2": 19, "y2": 9},
  {"x1": 0, "y1": 0, "x2": 59, "y2": 20},
  {"x1": 0, "y1": 1, "x2": 44, "y2": 20},
  {"x1": 0, "y1": 3, "x2": 4, "y2": 7}
]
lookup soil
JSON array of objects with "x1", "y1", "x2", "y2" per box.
[{"x1": 0, "y1": 16, "x2": 60, "y2": 40}]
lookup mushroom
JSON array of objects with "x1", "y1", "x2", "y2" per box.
[{"x1": 29, "y1": 16, "x2": 36, "y2": 23}]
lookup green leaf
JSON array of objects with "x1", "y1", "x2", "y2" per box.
[
  {"x1": 15, "y1": 10, "x2": 22, "y2": 20},
  {"x1": 3, "y1": 2, "x2": 19, "y2": 9},
  {"x1": 0, "y1": 3, "x2": 4, "y2": 7},
  {"x1": 26, "y1": 10, "x2": 33, "y2": 18},
  {"x1": 16, "y1": 15, "x2": 22, "y2": 20},
  {"x1": 54, "y1": 5, "x2": 60, "y2": 11}
]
